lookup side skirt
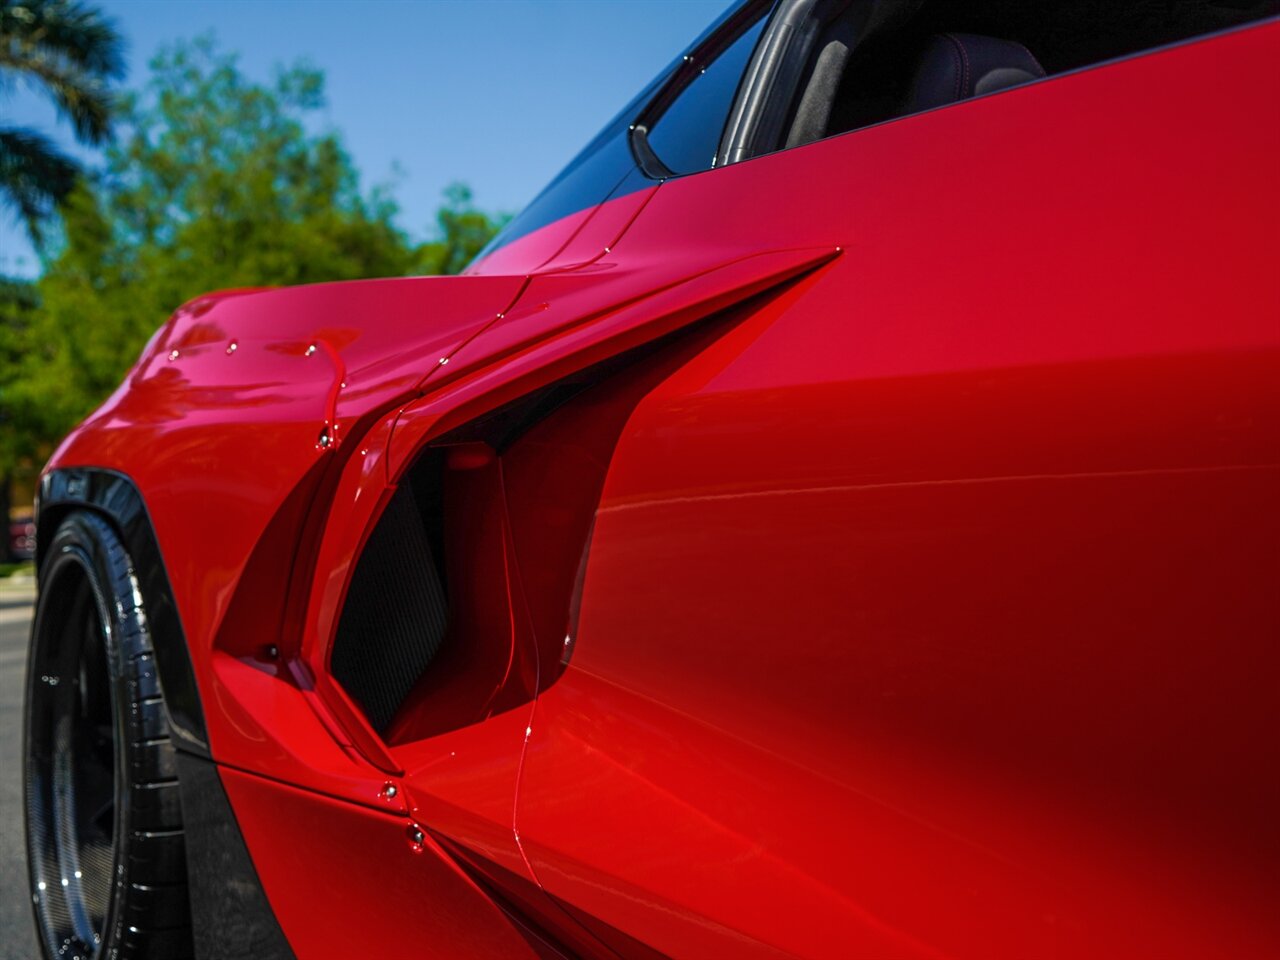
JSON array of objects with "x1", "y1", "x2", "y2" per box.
[{"x1": 174, "y1": 753, "x2": 296, "y2": 960}]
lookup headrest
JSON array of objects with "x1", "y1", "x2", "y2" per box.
[{"x1": 903, "y1": 33, "x2": 1046, "y2": 113}]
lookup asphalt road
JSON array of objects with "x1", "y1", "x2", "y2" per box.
[{"x1": 1, "y1": 584, "x2": 38, "y2": 960}]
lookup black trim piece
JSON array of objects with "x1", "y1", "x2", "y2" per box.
[
  {"x1": 632, "y1": 0, "x2": 776, "y2": 179},
  {"x1": 39, "y1": 467, "x2": 209, "y2": 756},
  {"x1": 628, "y1": 123, "x2": 674, "y2": 180},
  {"x1": 720, "y1": 0, "x2": 842, "y2": 165},
  {"x1": 634, "y1": 0, "x2": 775, "y2": 137},
  {"x1": 174, "y1": 753, "x2": 296, "y2": 960}
]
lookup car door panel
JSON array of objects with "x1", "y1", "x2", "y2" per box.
[{"x1": 514, "y1": 20, "x2": 1280, "y2": 959}]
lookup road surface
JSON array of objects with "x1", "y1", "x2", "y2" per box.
[{"x1": 1, "y1": 582, "x2": 38, "y2": 959}]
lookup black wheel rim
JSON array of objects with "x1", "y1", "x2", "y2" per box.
[{"x1": 27, "y1": 556, "x2": 120, "y2": 960}]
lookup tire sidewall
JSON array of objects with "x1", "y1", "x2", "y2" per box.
[{"x1": 27, "y1": 511, "x2": 147, "y2": 960}]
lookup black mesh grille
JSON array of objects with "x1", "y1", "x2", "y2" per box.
[{"x1": 330, "y1": 482, "x2": 448, "y2": 733}]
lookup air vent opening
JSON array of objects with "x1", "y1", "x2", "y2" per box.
[
  {"x1": 328, "y1": 302, "x2": 764, "y2": 744},
  {"x1": 328, "y1": 451, "x2": 448, "y2": 734}
]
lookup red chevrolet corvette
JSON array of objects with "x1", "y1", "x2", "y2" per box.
[{"x1": 24, "y1": 1, "x2": 1280, "y2": 957}]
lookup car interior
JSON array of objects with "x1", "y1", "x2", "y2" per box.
[{"x1": 773, "y1": 0, "x2": 1280, "y2": 151}]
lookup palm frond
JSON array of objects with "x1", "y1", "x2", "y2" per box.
[
  {"x1": 0, "y1": 125, "x2": 78, "y2": 246},
  {"x1": 0, "y1": 44, "x2": 113, "y2": 142},
  {"x1": 0, "y1": 0, "x2": 124, "y2": 78},
  {"x1": 0, "y1": 0, "x2": 124, "y2": 144}
]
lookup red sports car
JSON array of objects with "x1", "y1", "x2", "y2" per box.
[{"x1": 24, "y1": 2, "x2": 1280, "y2": 958}]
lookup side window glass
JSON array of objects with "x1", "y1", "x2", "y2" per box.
[{"x1": 645, "y1": 14, "x2": 768, "y2": 176}]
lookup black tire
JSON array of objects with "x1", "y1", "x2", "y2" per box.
[{"x1": 25, "y1": 510, "x2": 193, "y2": 959}]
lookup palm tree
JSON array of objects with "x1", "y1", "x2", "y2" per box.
[{"x1": 0, "y1": 0, "x2": 123, "y2": 246}]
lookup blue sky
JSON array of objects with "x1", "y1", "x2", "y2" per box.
[{"x1": 1, "y1": 0, "x2": 735, "y2": 276}]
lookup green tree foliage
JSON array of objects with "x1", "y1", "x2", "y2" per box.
[
  {"x1": 1, "y1": 36, "x2": 507, "y2": 555},
  {"x1": 29, "y1": 37, "x2": 506, "y2": 438},
  {"x1": 415, "y1": 182, "x2": 509, "y2": 276},
  {"x1": 0, "y1": 0, "x2": 125, "y2": 245},
  {"x1": 0, "y1": 276, "x2": 46, "y2": 553},
  {"x1": 44, "y1": 38, "x2": 418, "y2": 333},
  {"x1": 0, "y1": 279, "x2": 52, "y2": 458}
]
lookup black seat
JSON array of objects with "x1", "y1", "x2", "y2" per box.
[{"x1": 903, "y1": 33, "x2": 1046, "y2": 113}]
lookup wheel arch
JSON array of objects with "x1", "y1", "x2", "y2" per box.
[{"x1": 37, "y1": 466, "x2": 209, "y2": 757}]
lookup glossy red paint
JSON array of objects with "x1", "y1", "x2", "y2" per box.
[
  {"x1": 220, "y1": 765, "x2": 551, "y2": 959},
  {"x1": 388, "y1": 245, "x2": 839, "y2": 481},
  {"x1": 513, "y1": 22, "x2": 1280, "y2": 958},
  {"x1": 38, "y1": 14, "x2": 1280, "y2": 960},
  {"x1": 533, "y1": 181, "x2": 659, "y2": 273},
  {"x1": 463, "y1": 203, "x2": 597, "y2": 278},
  {"x1": 49, "y1": 274, "x2": 536, "y2": 807}
]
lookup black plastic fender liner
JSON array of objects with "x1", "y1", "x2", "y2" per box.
[
  {"x1": 174, "y1": 753, "x2": 296, "y2": 960},
  {"x1": 38, "y1": 467, "x2": 209, "y2": 756}
]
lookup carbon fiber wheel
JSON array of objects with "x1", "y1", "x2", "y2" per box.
[{"x1": 25, "y1": 511, "x2": 193, "y2": 959}]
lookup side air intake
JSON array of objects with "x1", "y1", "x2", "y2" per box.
[
  {"x1": 326, "y1": 287, "x2": 790, "y2": 742},
  {"x1": 329, "y1": 478, "x2": 447, "y2": 733}
]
